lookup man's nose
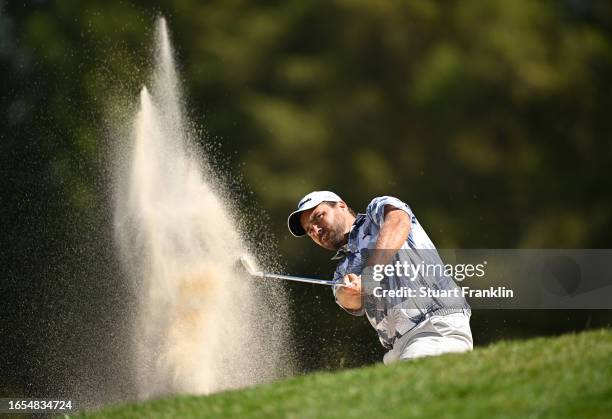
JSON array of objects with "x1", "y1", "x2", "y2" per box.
[{"x1": 312, "y1": 224, "x2": 322, "y2": 236}]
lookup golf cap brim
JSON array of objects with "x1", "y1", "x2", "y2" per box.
[{"x1": 287, "y1": 191, "x2": 342, "y2": 237}]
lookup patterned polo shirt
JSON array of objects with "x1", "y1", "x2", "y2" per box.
[{"x1": 331, "y1": 196, "x2": 470, "y2": 349}]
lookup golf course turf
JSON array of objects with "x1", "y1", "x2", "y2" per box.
[{"x1": 81, "y1": 328, "x2": 612, "y2": 418}]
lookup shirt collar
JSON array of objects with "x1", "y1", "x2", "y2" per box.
[
  {"x1": 330, "y1": 214, "x2": 366, "y2": 261},
  {"x1": 331, "y1": 244, "x2": 350, "y2": 261}
]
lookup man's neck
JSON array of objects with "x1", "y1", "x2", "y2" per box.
[
  {"x1": 346, "y1": 214, "x2": 357, "y2": 230},
  {"x1": 341, "y1": 215, "x2": 357, "y2": 245}
]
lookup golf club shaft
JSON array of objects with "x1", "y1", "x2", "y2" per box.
[{"x1": 251, "y1": 272, "x2": 335, "y2": 286}]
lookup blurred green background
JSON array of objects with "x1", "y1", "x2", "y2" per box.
[{"x1": 2, "y1": 0, "x2": 612, "y2": 406}]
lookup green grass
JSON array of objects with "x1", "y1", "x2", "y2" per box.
[{"x1": 81, "y1": 329, "x2": 612, "y2": 419}]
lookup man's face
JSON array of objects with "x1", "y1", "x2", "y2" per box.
[{"x1": 300, "y1": 202, "x2": 348, "y2": 251}]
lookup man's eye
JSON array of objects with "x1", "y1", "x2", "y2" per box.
[{"x1": 317, "y1": 213, "x2": 323, "y2": 219}]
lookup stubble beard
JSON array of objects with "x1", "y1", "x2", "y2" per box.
[{"x1": 326, "y1": 221, "x2": 347, "y2": 250}]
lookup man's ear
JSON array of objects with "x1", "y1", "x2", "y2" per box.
[{"x1": 337, "y1": 200, "x2": 347, "y2": 209}]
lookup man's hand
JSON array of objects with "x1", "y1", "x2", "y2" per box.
[
  {"x1": 343, "y1": 273, "x2": 361, "y2": 293},
  {"x1": 336, "y1": 273, "x2": 363, "y2": 311}
]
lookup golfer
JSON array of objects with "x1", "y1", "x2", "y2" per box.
[{"x1": 288, "y1": 191, "x2": 473, "y2": 363}]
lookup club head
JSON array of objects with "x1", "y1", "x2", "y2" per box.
[{"x1": 238, "y1": 254, "x2": 260, "y2": 276}]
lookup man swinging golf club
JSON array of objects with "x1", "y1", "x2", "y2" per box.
[{"x1": 288, "y1": 191, "x2": 473, "y2": 363}]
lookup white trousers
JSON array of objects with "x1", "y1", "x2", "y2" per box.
[{"x1": 383, "y1": 312, "x2": 473, "y2": 365}]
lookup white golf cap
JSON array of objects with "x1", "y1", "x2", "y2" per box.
[{"x1": 287, "y1": 191, "x2": 342, "y2": 237}]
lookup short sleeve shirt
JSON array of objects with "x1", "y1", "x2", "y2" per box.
[{"x1": 331, "y1": 196, "x2": 470, "y2": 348}]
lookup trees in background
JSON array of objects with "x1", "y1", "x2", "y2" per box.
[{"x1": 2, "y1": 0, "x2": 612, "y2": 380}]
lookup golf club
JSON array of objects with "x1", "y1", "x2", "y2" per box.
[{"x1": 239, "y1": 255, "x2": 336, "y2": 286}]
